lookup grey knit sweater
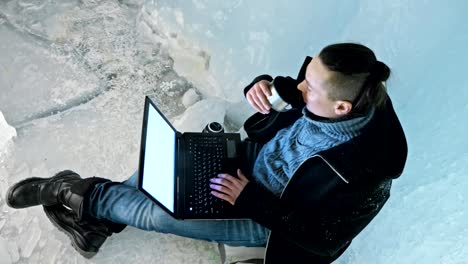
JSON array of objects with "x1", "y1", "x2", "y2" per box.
[{"x1": 252, "y1": 107, "x2": 375, "y2": 197}]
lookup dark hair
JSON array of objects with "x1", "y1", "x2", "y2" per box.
[{"x1": 318, "y1": 43, "x2": 390, "y2": 114}]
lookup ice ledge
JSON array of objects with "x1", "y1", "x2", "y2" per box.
[{"x1": 0, "y1": 111, "x2": 16, "y2": 156}]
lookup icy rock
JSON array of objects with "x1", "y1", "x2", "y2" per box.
[
  {"x1": 0, "y1": 111, "x2": 16, "y2": 155},
  {"x1": 40, "y1": 237, "x2": 62, "y2": 263},
  {"x1": 19, "y1": 217, "x2": 42, "y2": 258},
  {"x1": 30, "y1": 162, "x2": 49, "y2": 179},
  {"x1": 7, "y1": 240, "x2": 20, "y2": 263},
  {"x1": 173, "y1": 99, "x2": 226, "y2": 132},
  {"x1": 0, "y1": 219, "x2": 5, "y2": 231},
  {"x1": 13, "y1": 163, "x2": 30, "y2": 182},
  {"x1": 181, "y1": 88, "x2": 201, "y2": 108},
  {"x1": 0, "y1": 237, "x2": 12, "y2": 264},
  {"x1": 0, "y1": 169, "x2": 8, "y2": 204},
  {"x1": 115, "y1": 0, "x2": 144, "y2": 6},
  {"x1": 7, "y1": 209, "x2": 28, "y2": 234}
]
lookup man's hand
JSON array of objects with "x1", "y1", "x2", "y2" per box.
[
  {"x1": 246, "y1": 80, "x2": 272, "y2": 114},
  {"x1": 210, "y1": 169, "x2": 249, "y2": 205}
]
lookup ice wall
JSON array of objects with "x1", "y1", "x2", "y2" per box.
[
  {"x1": 0, "y1": 0, "x2": 223, "y2": 263},
  {"x1": 144, "y1": 0, "x2": 468, "y2": 262}
]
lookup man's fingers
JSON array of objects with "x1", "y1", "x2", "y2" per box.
[
  {"x1": 211, "y1": 191, "x2": 234, "y2": 205},
  {"x1": 254, "y1": 88, "x2": 271, "y2": 112},
  {"x1": 249, "y1": 90, "x2": 266, "y2": 112},
  {"x1": 210, "y1": 170, "x2": 249, "y2": 206},
  {"x1": 211, "y1": 174, "x2": 243, "y2": 189},
  {"x1": 237, "y1": 169, "x2": 248, "y2": 182},
  {"x1": 247, "y1": 92, "x2": 266, "y2": 113},
  {"x1": 246, "y1": 93, "x2": 254, "y2": 110},
  {"x1": 247, "y1": 82, "x2": 272, "y2": 114},
  {"x1": 210, "y1": 183, "x2": 233, "y2": 193},
  {"x1": 259, "y1": 81, "x2": 272, "y2": 97},
  {"x1": 218, "y1": 173, "x2": 241, "y2": 184}
]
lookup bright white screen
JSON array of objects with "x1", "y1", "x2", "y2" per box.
[{"x1": 142, "y1": 104, "x2": 176, "y2": 213}]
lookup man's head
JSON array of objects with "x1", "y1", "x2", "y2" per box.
[{"x1": 297, "y1": 43, "x2": 390, "y2": 118}]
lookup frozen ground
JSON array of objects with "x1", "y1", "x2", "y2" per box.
[{"x1": 0, "y1": 0, "x2": 247, "y2": 263}]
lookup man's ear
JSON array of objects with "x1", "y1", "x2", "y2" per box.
[{"x1": 334, "y1": 100, "x2": 353, "y2": 116}]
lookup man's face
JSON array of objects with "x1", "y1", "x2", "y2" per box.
[{"x1": 297, "y1": 57, "x2": 339, "y2": 118}]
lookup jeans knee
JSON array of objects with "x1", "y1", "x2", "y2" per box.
[
  {"x1": 122, "y1": 171, "x2": 139, "y2": 187},
  {"x1": 134, "y1": 205, "x2": 172, "y2": 232}
]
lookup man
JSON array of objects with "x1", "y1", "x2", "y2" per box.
[{"x1": 6, "y1": 43, "x2": 407, "y2": 263}]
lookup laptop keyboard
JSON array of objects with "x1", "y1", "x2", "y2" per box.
[{"x1": 187, "y1": 135, "x2": 228, "y2": 216}]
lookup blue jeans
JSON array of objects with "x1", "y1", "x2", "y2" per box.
[{"x1": 86, "y1": 171, "x2": 269, "y2": 247}]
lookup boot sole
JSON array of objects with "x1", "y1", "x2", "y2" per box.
[
  {"x1": 6, "y1": 170, "x2": 81, "y2": 208},
  {"x1": 43, "y1": 205, "x2": 99, "y2": 259}
]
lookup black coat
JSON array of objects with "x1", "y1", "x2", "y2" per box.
[{"x1": 235, "y1": 57, "x2": 408, "y2": 263}]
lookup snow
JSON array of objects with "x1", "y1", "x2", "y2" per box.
[
  {"x1": 0, "y1": 112, "x2": 16, "y2": 158},
  {"x1": 18, "y1": 217, "x2": 42, "y2": 258},
  {"x1": 0, "y1": 238, "x2": 12, "y2": 264},
  {"x1": 1, "y1": 0, "x2": 467, "y2": 263},
  {"x1": 0, "y1": 0, "x2": 228, "y2": 263},
  {"x1": 181, "y1": 88, "x2": 201, "y2": 108},
  {"x1": 173, "y1": 99, "x2": 227, "y2": 133}
]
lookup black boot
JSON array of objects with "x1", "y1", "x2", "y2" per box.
[
  {"x1": 6, "y1": 170, "x2": 82, "y2": 208},
  {"x1": 7, "y1": 170, "x2": 127, "y2": 257},
  {"x1": 56, "y1": 176, "x2": 111, "y2": 221},
  {"x1": 7, "y1": 170, "x2": 107, "y2": 219},
  {"x1": 43, "y1": 177, "x2": 127, "y2": 258},
  {"x1": 43, "y1": 204, "x2": 112, "y2": 258},
  {"x1": 54, "y1": 177, "x2": 127, "y2": 233}
]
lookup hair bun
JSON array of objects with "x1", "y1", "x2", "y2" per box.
[{"x1": 370, "y1": 61, "x2": 390, "y2": 82}]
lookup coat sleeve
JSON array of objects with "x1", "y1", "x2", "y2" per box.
[
  {"x1": 242, "y1": 56, "x2": 312, "y2": 96},
  {"x1": 234, "y1": 157, "x2": 351, "y2": 256}
]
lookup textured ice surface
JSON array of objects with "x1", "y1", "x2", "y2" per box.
[
  {"x1": 0, "y1": 0, "x2": 235, "y2": 263},
  {"x1": 18, "y1": 217, "x2": 42, "y2": 258},
  {"x1": 181, "y1": 88, "x2": 201, "y2": 108},
  {"x1": 0, "y1": 112, "x2": 16, "y2": 159},
  {"x1": 173, "y1": 99, "x2": 227, "y2": 133},
  {"x1": 0, "y1": 237, "x2": 12, "y2": 264}
]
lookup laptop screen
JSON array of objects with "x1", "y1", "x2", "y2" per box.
[{"x1": 141, "y1": 99, "x2": 176, "y2": 213}]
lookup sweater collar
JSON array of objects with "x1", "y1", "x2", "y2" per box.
[{"x1": 300, "y1": 107, "x2": 375, "y2": 140}]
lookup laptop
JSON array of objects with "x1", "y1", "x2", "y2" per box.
[{"x1": 137, "y1": 96, "x2": 246, "y2": 219}]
